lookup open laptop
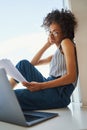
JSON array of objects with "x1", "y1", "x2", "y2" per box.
[{"x1": 0, "y1": 68, "x2": 58, "y2": 127}]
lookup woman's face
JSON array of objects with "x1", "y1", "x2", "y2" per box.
[{"x1": 48, "y1": 23, "x2": 64, "y2": 46}]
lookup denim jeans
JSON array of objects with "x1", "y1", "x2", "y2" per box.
[{"x1": 14, "y1": 59, "x2": 74, "y2": 111}]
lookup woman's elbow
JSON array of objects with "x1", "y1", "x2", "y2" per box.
[{"x1": 67, "y1": 72, "x2": 77, "y2": 83}]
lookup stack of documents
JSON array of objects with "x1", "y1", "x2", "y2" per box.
[{"x1": 0, "y1": 59, "x2": 27, "y2": 82}]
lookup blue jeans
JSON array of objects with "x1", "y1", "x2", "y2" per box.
[{"x1": 14, "y1": 59, "x2": 75, "y2": 111}]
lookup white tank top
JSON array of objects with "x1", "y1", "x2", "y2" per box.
[
  {"x1": 49, "y1": 46, "x2": 78, "y2": 87},
  {"x1": 49, "y1": 47, "x2": 67, "y2": 77}
]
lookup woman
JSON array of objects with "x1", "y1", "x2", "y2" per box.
[{"x1": 10, "y1": 9, "x2": 78, "y2": 110}]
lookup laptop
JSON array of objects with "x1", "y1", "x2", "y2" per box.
[{"x1": 0, "y1": 68, "x2": 58, "y2": 127}]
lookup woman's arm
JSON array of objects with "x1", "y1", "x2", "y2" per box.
[
  {"x1": 31, "y1": 41, "x2": 53, "y2": 66},
  {"x1": 42, "y1": 38, "x2": 77, "y2": 89}
]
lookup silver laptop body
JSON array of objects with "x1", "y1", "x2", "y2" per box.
[{"x1": 0, "y1": 68, "x2": 58, "y2": 127}]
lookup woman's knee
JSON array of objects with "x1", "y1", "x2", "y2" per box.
[
  {"x1": 16, "y1": 59, "x2": 30, "y2": 66},
  {"x1": 16, "y1": 59, "x2": 32, "y2": 70}
]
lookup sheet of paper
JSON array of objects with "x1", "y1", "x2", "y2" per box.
[{"x1": 0, "y1": 59, "x2": 27, "y2": 82}]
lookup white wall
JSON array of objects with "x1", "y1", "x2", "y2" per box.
[{"x1": 67, "y1": 0, "x2": 87, "y2": 106}]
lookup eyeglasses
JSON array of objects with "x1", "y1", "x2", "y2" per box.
[{"x1": 48, "y1": 31, "x2": 62, "y2": 37}]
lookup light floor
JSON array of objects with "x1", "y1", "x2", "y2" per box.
[{"x1": 0, "y1": 103, "x2": 87, "y2": 130}]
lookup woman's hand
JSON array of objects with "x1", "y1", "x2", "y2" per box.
[
  {"x1": 22, "y1": 81, "x2": 43, "y2": 92},
  {"x1": 47, "y1": 36, "x2": 55, "y2": 46},
  {"x1": 44, "y1": 36, "x2": 55, "y2": 49}
]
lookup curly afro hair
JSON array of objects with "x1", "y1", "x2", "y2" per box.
[{"x1": 42, "y1": 9, "x2": 78, "y2": 41}]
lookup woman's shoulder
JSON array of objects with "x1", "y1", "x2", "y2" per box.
[
  {"x1": 61, "y1": 38, "x2": 75, "y2": 48},
  {"x1": 60, "y1": 38, "x2": 76, "y2": 54}
]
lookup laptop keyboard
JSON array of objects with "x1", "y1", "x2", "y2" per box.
[{"x1": 24, "y1": 114, "x2": 43, "y2": 122}]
